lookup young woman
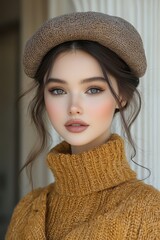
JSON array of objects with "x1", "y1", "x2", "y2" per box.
[{"x1": 6, "y1": 12, "x2": 160, "y2": 239}]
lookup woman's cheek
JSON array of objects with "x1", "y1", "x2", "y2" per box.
[
  {"x1": 89, "y1": 99, "x2": 116, "y2": 120},
  {"x1": 51, "y1": 107, "x2": 62, "y2": 122},
  {"x1": 45, "y1": 98, "x2": 64, "y2": 124}
]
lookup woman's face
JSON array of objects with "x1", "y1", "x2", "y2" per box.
[{"x1": 44, "y1": 50, "x2": 119, "y2": 154}]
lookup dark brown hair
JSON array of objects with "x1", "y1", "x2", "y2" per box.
[{"x1": 21, "y1": 40, "x2": 150, "y2": 182}]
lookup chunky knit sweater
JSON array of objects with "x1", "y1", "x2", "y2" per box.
[{"x1": 6, "y1": 134, "x2": 160, "y2": 239}]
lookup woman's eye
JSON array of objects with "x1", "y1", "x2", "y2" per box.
[
  {"x1": 49, "y1": 88, "x2": 66, "y2": 95},
  {"x1": 87, "y1": 88, "x2": 103, "y2": 94}
]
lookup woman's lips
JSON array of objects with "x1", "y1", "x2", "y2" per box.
[{"x1": 65, "y1": 119, "x2": 89, "y2": 133}]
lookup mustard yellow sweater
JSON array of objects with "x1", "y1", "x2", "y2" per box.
[{"x1": 6, "y1": 134, "x2": 160, "y2": 239}]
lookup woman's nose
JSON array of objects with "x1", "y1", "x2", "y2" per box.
[{"x1": 68, "y1": 95, "x2": 83, "y2": 116}]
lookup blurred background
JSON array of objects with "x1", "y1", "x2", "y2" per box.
[{"x1": 0, "y1": 0, "x2": 160, "y2": 238}]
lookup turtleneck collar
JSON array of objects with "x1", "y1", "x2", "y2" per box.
[{"x1": 47, "y1": 134, "x2": 137, "y2": 196}]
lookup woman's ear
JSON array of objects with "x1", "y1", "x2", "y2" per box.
[
  {"x1": 115, "y1": 98, "x2": 127, "y2": 110},
  {"x1": 120, "y1": 99, "x2": 127, "y2": 108}
]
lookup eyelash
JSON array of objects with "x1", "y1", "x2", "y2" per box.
[
  {"x1": 86, "y1": 87, "x2": 104, "y2": 94},
  {"x1": 49, "y1": 88, "x2": 66, "y2": 95},
  {"x1": 48, "y1": 87, "x2": 104, "y2": 95}
]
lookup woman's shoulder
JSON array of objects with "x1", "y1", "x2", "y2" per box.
[
  {"x1": 118, "y1": 179, "x2": 160, "y2": 209},
  {"x1": 97, "y1": 181, "x2": 160, "y2": 239},
  {"x1": 120, "y1": 180, "x2": 160, "y2": 225},
  {"x1": 131, "y1": 181, "x2": 160, "y2": 238},
  {"x1": 6, "y1": 183, "x2": 54, "y2": 239},
  {"x1": 131, "y1": 180, "x2": 160, "y2": 204},
  {"x1": 13, "y1": 183, "x2": 53, "y2": 210},
  {"x1": 111, "y1": 179, "x2": 160, "y2": 218}
]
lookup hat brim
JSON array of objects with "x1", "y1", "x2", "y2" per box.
[{"x1": 23, "y1": 11, "x2": 147, "y2": 78}]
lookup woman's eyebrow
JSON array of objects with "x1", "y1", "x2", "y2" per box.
[
  {"x1": 81, "y1": 77, "x2": 106, "y2": 84},
  {"x1": 45, "y1": 78, "x2": 66, "y2": 84},
  {"x1": 45, "y1": 77, "x2": 106, "y2": 85}
]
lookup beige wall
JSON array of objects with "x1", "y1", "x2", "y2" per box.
[
  {"x1": 47, "y1": 0, "x2": 75, "y2": 16},
  {"x1": 20, "y1": 0, "x2": 48, "y2": 196}
]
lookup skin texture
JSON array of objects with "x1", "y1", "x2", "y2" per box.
[{"x1": 44, "y1": 50, "x2": 119, "y2": 154}]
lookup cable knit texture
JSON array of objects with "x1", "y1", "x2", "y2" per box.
[{"x1": 6, "y1": 134, "x2": 160, "y2": 239}]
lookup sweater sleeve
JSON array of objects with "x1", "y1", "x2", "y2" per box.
[{"x1": 5, "y1": 187, "x2": 44, "y2": 240}]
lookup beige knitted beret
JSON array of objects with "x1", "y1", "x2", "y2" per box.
[{"x1": 23, "y1": 11, "x2": 147, "y2": 78}]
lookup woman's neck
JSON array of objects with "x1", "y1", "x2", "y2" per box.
[{"x1": 71, "y1": 131, "x2": 111, "y2": 154}]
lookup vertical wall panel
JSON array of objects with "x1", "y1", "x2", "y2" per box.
[{"x1": 20, "y1": 0, "x2": 49, "y2": 196}]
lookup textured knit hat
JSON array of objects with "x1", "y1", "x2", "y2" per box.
[{"x1": 23, "y1": 11, "x2": 147, "y2": 78}]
